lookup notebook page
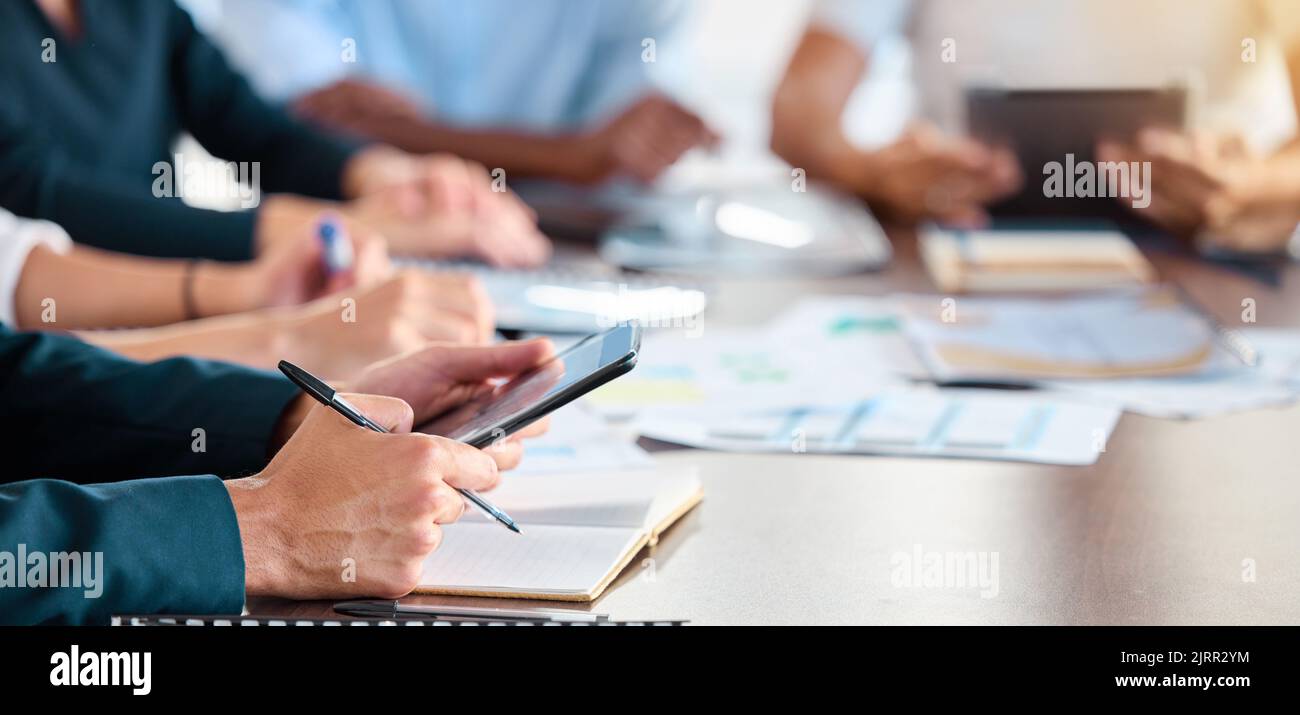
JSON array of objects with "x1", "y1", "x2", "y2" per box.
[
  {"x1": 458, "y1": 468, "x2": 694, "y2": 529},
  {"x1": 419, "y1": 523, "x2": 641, "y2": 595}
]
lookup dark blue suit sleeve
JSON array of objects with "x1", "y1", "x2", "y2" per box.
[
  {"x1": 0, "y1": 108, "x2": 262, "y2": 262},
  {"x1": 0, "y1": 325, "x2": 300, "y2": 482},
  {"x1": 0, "y1": 475, "x2": 246, "y2": 625},
  {"x1": 168, "y1": 4, "x2": 362, "y2": 200}
]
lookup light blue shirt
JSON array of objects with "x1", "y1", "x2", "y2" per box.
[
  {"x1": 209, "y1": 0, "x2": 687, "y2": 131},
  {"x1": 810, "y1": 0, "x2": 910, "y2": 50}
]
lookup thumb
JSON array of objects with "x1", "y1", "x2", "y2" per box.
[
  {"x1": 335, "y1": 393, "x2": 415, "y2": 434},
  {"x1": 426, "y1": 338, "x2": 555, "y2": 382}
]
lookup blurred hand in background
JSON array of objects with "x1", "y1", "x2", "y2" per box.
[
  {"x1": 342, "y1": 147, "x2": 552, "y2": 267},
  {"x1": 771, "y1": 29, "x2": 1019, "y2": 228},
  {"x1": 1100, "y1": 129, "x2": 1300, "y2": 254}
]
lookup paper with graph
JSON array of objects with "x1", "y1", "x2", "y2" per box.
[
  {"x1": 506, "y1": 404, "x2": 654, "y2": 476},
  {"x1": 635, "y1": 387, "x2": 1120, "y2": 466},
  {"x1": 583, "y1": 297, "x2": 919, "y2": 419}
]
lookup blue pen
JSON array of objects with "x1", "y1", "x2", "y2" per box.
[{"x1": 317, "y1": 214, "x2": 354, "y2": 275}]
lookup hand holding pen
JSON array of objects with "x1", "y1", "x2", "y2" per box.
[
  {"x1": 225, "y1": 390, "x2": 505, "y2": 601},
  {"x1": 308, "y1": 211, "x2": 391, "y2": 295},
  {"x1": 280, "y1": 360, "x2": 522, "y2": 533}
]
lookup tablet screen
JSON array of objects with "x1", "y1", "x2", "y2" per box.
[
  {"x1": 416, "y1": 325, "x2": 639, "y2": 445},
  {"x1": 966, "y1": 87, "x2": 1186, "y2": 219}
]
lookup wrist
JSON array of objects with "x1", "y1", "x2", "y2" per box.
[
  {"x1": 262, "y1": 309, "x2": 329, "y2": 378},
  {"x1": 561, "y1": 133, "x2": 612, "y2": 184},
  {"x1": 269, "y1": 394, "x2": 313, "y2": 454},
  {"x1": 341, "y1": 144, "x2": 412, "y2": 199},
  {"x1": 191, "y1": 260, "x2": 263, "y2": 317},
  {"x1": 336, "y1": 200, "x2": 384, "y2": 238},
  {"x1": 840, "y1": 149, "x2": 885, "y2": 200},
  {"x1": 224, "y1": 475, "x2": 285, "y2": 597},
  {"x1": 255, "y1": 194, "x2": 334, "y2": 255}
]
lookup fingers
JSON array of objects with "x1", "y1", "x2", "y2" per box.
[
  {"x1": 346, "y1": 224, "x2": 393, "y2": 286},
  {"x1": 1100, "y1": 141, "x2": 1202, "y2": 230},
  {"x1": 607, "y1": 96, "x2": 717, "y2": 183},
  {"x1": 464, "y1": 166, "x2": 552, "y2": 268},
  {"x1": 426, "y1": 481, "x2": 466, "y2": 525},
  {"x1": 469, "y1": 220, "x2": 553, "y2": 268},
  {"x1": 483, "y1": 439, "x2": 525, "y2": 472},
  {"x1": 480, "y1": 416, "x2": 550, "y2": 471},
  {"x1": 293, "y1": 80, "x2": 390, "y2": 129},
  {"x1": 933, "y1": 203, "x2": 992, "y2": 229},
  {"x1": 427, "y1": 435, "x2": 501, "y2": 491},
  {"x1": 987, "y1": 147, "x2": 1024, "y2": 194},
  {"x1": 1216, "y1": 134, "x2": 1251, "y2": 161},
  {"x1": 460, "y1": 274, "x2": 496, "y2": 341},
  {"x1": 514, "y1": 415, "x2": 551, "y2": 439},
  {"x1": 336, "y1": 392, "x2": 415, "y2": 433},
  {"x1": 422, "y1": 155, "x2": 476, "y2": 214},
  {"x1": 291, "y1": 83, "x2": 343, "y2": 123},
  {"x1": 878, "y1": 125, "x2": 1019, "y2": 222},
  {"x1": 423, "y1": 338, "x2": 555, "y2": 381},
  {"x1": 1201, "y1": 197, "x2": 1299, "y2": 253},
  {"x1": 323, "y1": 222, "x2": 393, "y2": 294},
  {"x1": 345, "y1": 338, "x2": 555, "y2": 428},
  {"x1": 408, "y1": 158, "x2": 551, "y2": 268},
  {"x1": 354, "y1": 81, "x2": 425, "y2": 121},
  {"x1": 384, "y1": 270, "x2": 493, "y2": 343},
  {"x1": 431, "y1": 280, "x2": 494, "y2": 339}
]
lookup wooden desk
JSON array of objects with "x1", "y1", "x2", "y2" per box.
[{"x1": 249, "y1": 232, "x2": 1300, "y2": 625}]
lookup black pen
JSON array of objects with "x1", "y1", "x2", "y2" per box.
[
  {"x1": 278, "y1": 360, "x2": 522, "y2": 534},
  {"x1": 334, "y1": 600, "x2": 607, "y2": 623}
]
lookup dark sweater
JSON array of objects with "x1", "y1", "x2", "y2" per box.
[
  {"x1": 0, "y1": 324, "x2": 302, "y2": 624},
  {"x1": 0, "y1": 0, "x2": 361, "y2": 261}
]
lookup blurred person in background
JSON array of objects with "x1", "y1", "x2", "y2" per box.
[
  {"x1": 0, "y1": 0, "x2": 550, "y2": 267},
  {"x1": 772, "y1": 0, "x2": 1021, "y2": 227},
  {"x1": 773, "y1": 0, "x2": 1300, "y2": 252},
  {"x1": 209, "y1": 0, "x2": 717, "y2": 185}
]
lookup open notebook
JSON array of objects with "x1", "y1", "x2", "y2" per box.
[{"x1": 415, "y1": 467, "x2": 703, "y2": 602}]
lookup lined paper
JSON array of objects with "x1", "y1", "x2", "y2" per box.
[{"x1": 421, "y1": 523, "x2": 640, "y2": 594}]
